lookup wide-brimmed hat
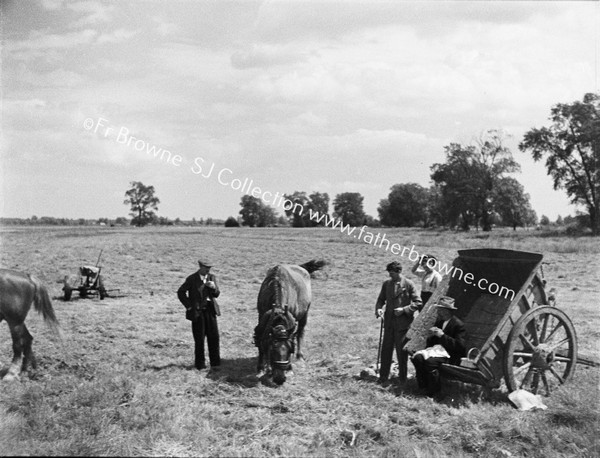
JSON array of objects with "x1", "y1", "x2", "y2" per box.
[
  {"x1": 197, "y1": 259, "x2": 213, "y2": 268},
  {"x1": 434, "y1": 296, "x2": 457, "y2": 310}
]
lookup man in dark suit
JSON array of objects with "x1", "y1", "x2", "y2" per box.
[
  {"x1": 375, "y1": 261, "x2": 422, "y2": 384},
  {"x1": 177, "y1": 259, "x2": 221, "y2": 370},
  {"x1": 411, "y1": 295, "x2": 466, "y2": 396}
]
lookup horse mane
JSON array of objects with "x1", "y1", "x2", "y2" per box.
[
  {"x1": 299, "y1": 259, "x2": 327, "y2": 275},
  {"x1": 264, "y1": 266, "x2": 284, "y2": 308}
]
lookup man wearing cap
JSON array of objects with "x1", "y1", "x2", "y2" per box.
[
  {"x1": 177, "y1": 259, "x2": 221, "y2": 370},
  {"x1": 375, "y1": 261, "x2": 422, "y2": 384},
  {"x1": 411, "y1": 295, "x2": 466, "y2": 396}
]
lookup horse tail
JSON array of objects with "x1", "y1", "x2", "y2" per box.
[
  {"x1": 30, "y1": 275, "x2": 61, "y2": 335},
  {"x1": 299, "y1": 259, "x2": 327, "y2": 275}
]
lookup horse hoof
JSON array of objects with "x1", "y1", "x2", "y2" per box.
[
  {"x1": 256, "y1": 371, "x2": 266, "y2": 379},
  {"x1": 3, "y1": 373, "x2": 20, "y2": 382}
]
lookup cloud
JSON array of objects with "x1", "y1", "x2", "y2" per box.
[
  {"x1": 97, "y1": 28, "x2": 139, "y2": 44},
  {"x1": 67, "y1": 1, "x2": 114, "y2": 27},
  {"x1": 6, "y1": 29, "x2": 97, "y2": 52},
  {"x1": 231, "y1": 43, "x2": 310, "y2": 69}
]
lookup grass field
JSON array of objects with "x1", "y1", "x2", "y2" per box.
[{"x1": 0, "y1": 226, "x2": 598, "y2": 457}]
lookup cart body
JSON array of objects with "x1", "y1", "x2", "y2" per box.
[{"x1": 405, "y1": 248, "x2": 577, "y2": 395}]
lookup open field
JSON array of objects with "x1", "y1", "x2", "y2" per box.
[{"x1": 0, "y1": 226, "x2": 599, "y2": 457}]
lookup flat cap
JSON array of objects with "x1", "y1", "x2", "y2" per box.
[
  {"x1": 386, "y1": 261, "x2": 402, "y2": 272},
  {"x1": 197, "y1": 259, "x2": 213, "y2": 268}
]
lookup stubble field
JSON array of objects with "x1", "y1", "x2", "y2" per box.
[{"x1": 0, "y1": 226, "x2": 598, "y2": 457}]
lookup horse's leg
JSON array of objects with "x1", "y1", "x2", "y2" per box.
[
  {"x1": 22, "y1": 325, "x2": 37, "y2": 372},
  {"x1": 4, "y1": 323, "x2": 29, "y2": 381},
  {"x1": 295, "y1": 315, "x2": 308, "y2": 361},
  {"x1": 256, "y1": 346, "x2": 264, "y2": 376}
]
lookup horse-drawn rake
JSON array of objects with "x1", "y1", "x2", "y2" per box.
[
  {"x1": 405, "y1": 248, "x2": 597, "y2": 396},
  {"x1": 62, "y1": 250, "x2": 120, "y2": 301}
]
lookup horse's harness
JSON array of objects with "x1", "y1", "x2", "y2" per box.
[{"x1": 262, "y1": 307, "x2": 297, "y2": 370}]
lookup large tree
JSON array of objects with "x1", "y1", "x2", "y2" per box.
[
  {"x1": 493, "y1": 177, "x2": 536, "y2": 230},
  {"x1": 123, "y1": 181, "x2": 160, "y2": 227},
  {"x1": 333, "y1": 192, "x2": 366, "y2": 227},
  {"x1": 519, "y1": 93, "x2": 600, "y2": 235},
  {"x1": 239, "y1": 195, "x2": 277, "y2": 227},
  {"x1": 431, "y1": 130, "x2": 520, "y2": 231},
  {"x1": 378, "y1": 183, "x2": 428, "y2": 227}
]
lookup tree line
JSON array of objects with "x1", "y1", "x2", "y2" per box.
[
  {"x1": 12, "y1": 93, "x2": 591, "y2": 234},
  {"x1": 232, "y1": 93, "x2": 598, "y2": 234}
]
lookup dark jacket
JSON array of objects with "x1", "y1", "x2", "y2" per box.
[
  {"x1": 177, "y1": 271, "x2": 221, "y2": 321},
  {"x1": 426, "y1": 315, "x2": 466, "y2": 365},
  {"x1": 375, "y1": 276, "x2": 422, "y2": 331}
]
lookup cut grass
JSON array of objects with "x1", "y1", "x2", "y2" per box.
[{"x1": 0, "y1": 226, "x2": 598, "y2": 457}]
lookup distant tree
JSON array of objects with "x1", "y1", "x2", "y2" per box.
[
  {"x1": 258, "y1": 206, "x2": 277, "y2": 227},
  {"x1": 493, "y1": 177, "x2": 535, "y2": 230},
  {"x1": 364, "y1": 215, "x2": 380, "y2": 227},
  {"x1": 114, "y1": 217, "x2": 128, "y2": 226},
  {"x1": 431, "y1": 130, "x2": 520, "y2": 231},
  {"x1": 540, "y1": 215, "x2": 550, "y2": 226},
  {"x1": 378, "y1": 183, "x2": 429, "y2": 227},
  {"x1": 239, "y1": 195, "x2": 277, "y2": 227},
  {"x1": 333, "y1": 192, "x2": 366, "y2": 226},
  {"x1": 283, "y1": 191, "x2": 330, "y2": 227},
  {"x1": 556, "y1": 215, "x2": 564, "y2": 226},
  {"x1": 284, "y1": 191, "x2": 309, "y2": 227},
  {"x1": 520, "y1": 93, "x2": 600, "y2": 235},
  {"x1": 124, "y1": 181, "x2": 160, "y2": 227},
  {"x1": 224, "y1": 216, "x2": 240, "y2": 227},
  {"x1": 308, "y1": 192, "x2": 330, "y2": 226},
  {"x1": 205, "y1": 218, "x2": 214, "y2": 226},
  {"x1": 276, "y1": 215, "x2": 289, "y2": 226}
]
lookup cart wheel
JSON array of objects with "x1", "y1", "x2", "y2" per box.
[
  {"x1": 504, "y1": 306, "x2": 577, "y2": 395},
  {"x1": 63, "y1": 287, "x2": 72, "y2": 301}
]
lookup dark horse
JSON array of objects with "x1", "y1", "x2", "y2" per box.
[
  {"x1": 254, "y1": 259, "x2": 326, "y2": 385},
  {"x1": 0, "y1": 269, "x2": 60, "y2": 380}
]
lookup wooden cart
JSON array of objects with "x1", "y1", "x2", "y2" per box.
[{"x1": 405, "y1": 248, "x2": 580, "y2": 396}]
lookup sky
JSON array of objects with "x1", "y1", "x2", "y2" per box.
[{"x1": 1, "y1": 0, "x2": 598, "y2": 222}]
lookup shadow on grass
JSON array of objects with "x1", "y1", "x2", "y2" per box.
[
  {"x1": 363, "y1": 376, "x2": 511, "y2": 407},
  {"x1": 206, "y1": 357, "x2": 262, "y2": 388}
]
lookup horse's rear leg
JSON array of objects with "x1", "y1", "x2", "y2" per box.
[
  {"x1": 296, "y1": 315, "x2": 308, "y2": 361},
  {"x1": 4, "y1": 323, "x2": 32, "y2": 381}
]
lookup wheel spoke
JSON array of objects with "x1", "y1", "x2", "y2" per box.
[
  {"x1": 520, "y1": 367, "x2": 535, "y2": 389},
  {"x1": 544, "y1": 323, "x2": 564, "y2": 345},
  {"x1": 539, "y1": 314, "x2": 551, "y2": 343},
  {"x1": 547, "y1": 337, "x2": 571, "y2": 353},
  {"x1": 541, "y1": 372, "x2": 551, "y2": 395},
  {"x1": 513, "y1": 352, "x2": 533, "y2": 359},
  {"x1": 518, "y1": 334, "x2": 535, "y2": 352},
  {"x1": 513, "y1": 362, "x2": 531, "y2": 378},
  {"x1": 553, "y1": 355, "x2": 573, "y2": 363},
  {"x1": 549, "y1": 366, "x2": 565, "y2": 384},
  {"x1": 513, "y1": 362, "x2": 531, "y2": 377},
  {"x1": 531, "y1": 372, "x2": 540, "y2": 394},
  {"x1": 527, "y1": 321, "x2": 540, "y2": 346}
]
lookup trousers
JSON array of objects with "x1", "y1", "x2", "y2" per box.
[
  {"x1": 379, "y1": 325, "x2": 408, "y2": 381},
  {"x1": 411, "y1": 354, "x2": 449, "y2": 395},
  {"x1": 191, "y1": 309, "x2": 220, "y2": 368}
]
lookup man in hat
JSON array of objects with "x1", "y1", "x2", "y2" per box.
[
  {"x1": 375, "y1": 261, "x2": 422, "y2": 384},
  {"x1": 177, "y1": 259, "x2": 221, "y2": 370},
  {"x1": 411, "y1": 295, "x2": 466, "y2": 396}
]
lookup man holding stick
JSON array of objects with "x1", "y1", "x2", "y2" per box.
[{"x1": 375, "y1": 261, "x2": 422, "y2": 384}]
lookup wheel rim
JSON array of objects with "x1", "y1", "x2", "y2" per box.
[{"x1": 504, "y1": 306, "x2": 577, "y2": 395}]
